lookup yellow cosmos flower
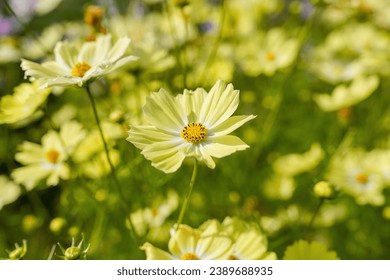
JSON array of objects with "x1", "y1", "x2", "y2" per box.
[
  {"x1": 141, "y1": 220, "x2": 233, "y2": 260},
  {"x1": 0, "y1": 82, "x2": 51, "y2": 126},
  {"x1": 21, "y1": 34, "x2": 138, "y2": 88},
  {"x1": 11, "y1": 121, "x2": 85, "y2": 190},
  {"x1": 127, "y1": 80, "x2": 256, "y2": 173}
]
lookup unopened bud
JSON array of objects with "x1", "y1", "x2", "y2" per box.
[{"x1": 313, "y1": 181, "x2": 334, "y2": 199}]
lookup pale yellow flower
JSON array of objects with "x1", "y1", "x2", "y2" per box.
[
  {"x1": 0, "y1": 82, "x2": 51, "y2": 126},
  {"x1": 221, "y1": 217, "x2": 276, "y2": 260},
  {"x1": 327, "y1": 149, "x2": 385, "y2": 206},
  {"x1": 21, "y1": 34, "x2": 138, "y2": 88},
  {"x1": 313, "y1": 75, "x2": 379, "y2": 111},
  {"x1": 127, "y1": 80, "x2": 256, "y2": 173},
  {"x1": 237, "y1": 28, "x2": 300, "y2": 76},
  {"x1": 272, "y1": 143, "x2": 324, "y2": 177},
  {"x1": 141, "y1": 220, "x2": 233, "y2": 260},
  {"x1": 11, "y1": 121, "x2": 85, "y2": 190},
  {"x1": 0, "y1": 176, "x2": 21, "y2": 210}
]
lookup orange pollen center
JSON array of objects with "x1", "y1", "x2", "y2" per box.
[
  {"x1": 266, "y1": 52, "x2": 276, "y2": 61},
  {"x1": 180, "y1": 253, "x2": 199, "y2": 260},
  {"x1": 46, "y1": 149, "x2": 60, "y2": 164},
  {"x1": 180, "y1": 123, "x2": 207, "y2": 143},
  {"x1": 228, "y1": 255, "x2": 238, "y2": 260},
  {"x1": 355, "y1": 173, "x2": 368, "y2": 184},
  {"x1": 71, "y1": 62, "x2": 91, "y2": 77}
]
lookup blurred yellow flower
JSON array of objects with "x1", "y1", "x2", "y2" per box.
[
  {"x1": 272, "y1": 143, "x2": 324, "y2": 177},
  {"x1": 11, "y1": 121, "x2": 85, "y2": 190},
  {"x1": 313, "y1": 75, "x2": 379, "y2": 111},
  {"x1": 283, "y1": 240, "x2": 339, "y2": 260},
  {"x1": 0, "y1": 176, "x2": 21, "y2": 210},
  {"x1": 141, "y1": 220, "x2": 233, "y2": 260},
  {"x1": 127, "y1": 80, "x2": 256, "y2": 173},
  {"x1": 328, "y1": 149, "x2": 385, "y2": 206},
  {"x1": 0, "y1": 82, "x2": 50, "y2": 126},
  {"x1": 221, "y1": 217, "x2": 276, "y2": 260},
  {"x1": 238, "y1": 28, "x2": 300, "y2": 76},
  {"x1": 21, "y1": 34, "x2": 138, "y2": 88}
]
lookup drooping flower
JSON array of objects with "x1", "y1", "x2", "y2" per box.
[
  {"x1": 21, "y1": 34, "x2": 138, "y2": 88},
  {"x1": 127, "y1": 80, "x2": 256, "y2": 173}
]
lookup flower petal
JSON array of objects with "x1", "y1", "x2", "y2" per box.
[
  {"x1": 143, "y1": 89, "x2": 186, "y2": 133},
  {"x1": 203, "y1": 135, "x2": 249, "y2": 158},
  {"x1": 176, "y1": 88, "x2": 207, "y2": 123},
  {"x1": 141, "y1": 140, "x2": 186, "y2": 173},
  {"x1": 107, "y1": 36, "x2": 131, "y2": 62},
  {"x1": 199, "y1": 80, "x2": 240, "y2": 128},
  {"x1": 141, "y1": 242, "x2": 175, "y2": 260},
  {"x1": 168, "y1": 225, "x2": 200, "y2": 258},
  {"x1": 210, "y1": 115, "x2": 256, "y2": 137},
  {"x1": 127, "y1": 125, "x2": 175, "y2": 150},
  {"x1": 54, "y1": 41, "x2": 76, "y2": 69}
]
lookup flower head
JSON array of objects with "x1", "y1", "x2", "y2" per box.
[
  {"x1": 0, "y1": 82, "x2": 51, "y2": 126},
  {"x1": 127, "y1": 80, "x2": 256, "y2": 173},
  {"x1": 21, "y1": 34, "x2": 138, "y2": 88},
  {"x1": 141, "y1": 220, "x2": 233, "y2": 260}
]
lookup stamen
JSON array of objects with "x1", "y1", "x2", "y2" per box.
[
  {"x1": 180, "y1": 123, "x2": 207, "y2": 143},
  {"x1": 355, "y1": 173, "x2": 368, "y2": 184},
  {"x1": 180, "y1": 253, "x2": 199, "y2": 260},
  {"x1": 71, "y1": 62, "x2": 91, "y2": 77},
  {"x1": 46, "y1": 149, "x2": 60, "y2": 164}
]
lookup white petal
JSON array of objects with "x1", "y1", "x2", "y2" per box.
[
  {"x1": 203, "y1": 135, "x2": 249, "y2": 158},
  {"x1": 176, "y1": 88, "x2": 207, "y2": 123},
  {"x1": 78, "y1": 42, "x2": 96, "y2": 65},
  {"x1": 127, "y1": 125, "x2": 175, "y2": 150},
  {"x1": 93, "y1": 35, "x2": 112, "y2": 63},
  {"x1": 199, "y1": 80, "x2": 239, "y2": 128},
  {"x1": 143, "y1": 89, "x2": 186, "y2": 133},
  {"x1": 210, "y1": 115, "x2": 256, "y2": 137},
  {"x1": 141, "y1": 140, "x2": 186, "y2": 173},
  {"x1": 107, "y1": 36, "x2": 131, "y2": 62},
  {"x1": 54, "y1": 41, "x2": 76, "y2": 69}
]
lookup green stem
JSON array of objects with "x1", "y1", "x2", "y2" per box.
[
  {"x1": 306, "y1": 198, "x2": 325, "y2": 236},
  {"x1": 179, "y1": 7, "x2": 188, "y2": 88},
  {"x1": 176, "y1": 159, "x2": 198, "y2": 229},
  {"x1": 85, "y1": 86, "x2": 138, "y2": 243}
]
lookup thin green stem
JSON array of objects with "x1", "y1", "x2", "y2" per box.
[
  {"x1": 176, "y1": 159, "x2": 198, "y2": 229},
  {"x1": 306, "y1": 198, "x2": 325, "y2": 236},
  {"x1": 85, "y1": 86, "x2": 138, "y2": 244},
  {"x1": 179, "y1": 7, "x2": 188, "y2": 88}
]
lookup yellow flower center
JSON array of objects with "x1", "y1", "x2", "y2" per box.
[
  {"x1": 46, "y1": 149, "x2": 60, "y2": 164},
  {"x1": 71, "y1": 62, "x2": 91, "y2": 77},
  {"x1": 355, "y1": 173, "x2": 368, "y2": 184},
  {"x1": 180, "y1": 253, "x2": 199, "y2": 260},
  {"x1": 228, "y1": 255, "x2": 238, "y2": 260},
  {"x1": 180, "y1": 122, "x2": 207, "y2": 143},
  {"x1": 266, "y1": 52, "x2": 276, "y2": 61}
]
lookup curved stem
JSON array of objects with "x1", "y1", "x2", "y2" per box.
[
  {"x1": 85, "y1": 86, "x2": 138, "y2": 243},
  {"x1": 176, "y1": 159, "x2": 198, "y2": 229}
]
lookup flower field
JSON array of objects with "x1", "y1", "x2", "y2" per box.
[{"x1": 0, "y1": 0, "x2": 389, "y2": 260}]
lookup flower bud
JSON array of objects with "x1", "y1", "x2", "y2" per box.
[
  {"x1": 64, "y1": 246, "x2": 81, "y2": 260},
  {"x1": 50, "y1": 217, "x2": 67, "y2": 234},
  {"x1": 313, "y1": 181, "x2": 334, "y2": 199},
  {"x1": 7, "y1": 240, "x2": 27, "y2": 260}
]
